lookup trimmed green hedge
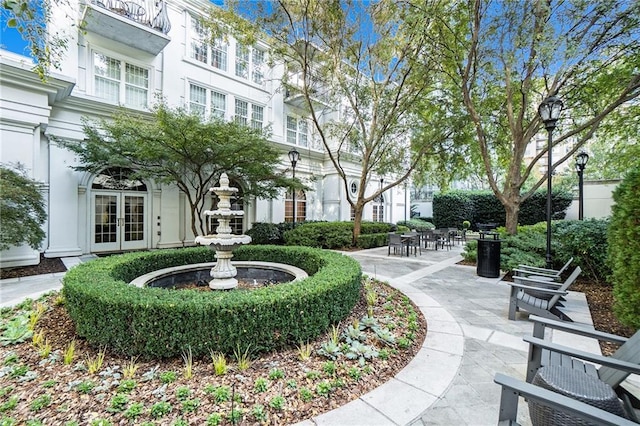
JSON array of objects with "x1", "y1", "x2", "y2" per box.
[
  {"x1": 609, "y1": 169, "x2": 640, "y2": 329},
  {"x1": 63, "y1": 246, "x2": 362, "y2": 359},
  {"x1": 433, "y1": 190, "x2": 573, "y2": 229},
  {"x1": 282, "y1": 221, "x2": 396, "y2": 249}
]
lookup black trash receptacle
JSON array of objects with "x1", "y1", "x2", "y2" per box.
[{"x1": 477, "y1": 232, "x2": 501, "y2": 278}]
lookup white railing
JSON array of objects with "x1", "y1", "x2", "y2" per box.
[{"x1": 91, "y1": 0, "x2": 171, "y2": 34}]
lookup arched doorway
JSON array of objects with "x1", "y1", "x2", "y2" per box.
[{"x1": 90, "y1": 167, "x2": 149, "y2": 252}]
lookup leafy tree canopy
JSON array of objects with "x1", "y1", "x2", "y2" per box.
[
  {"x1": 209, "y1": 0, "x2": 452, "y2": 239},
  {"x1": 55, "y1": 102, "x2": 295, "y2": 236},
  {"x1": 0, "y1": 164, "x2": 47, "y2": 251},
  {"x1": 410, "y1": 0, "x2": 640, "y2": 233}
]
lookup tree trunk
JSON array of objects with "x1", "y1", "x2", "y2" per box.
[
  {"x1": 504, "y1": 200, "x2": 520, "y2": 235},
  {"x1": 352, "y1": 203, "x2": 364, "y2": 245}
]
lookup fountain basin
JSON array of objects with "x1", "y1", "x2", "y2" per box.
[{"x1": 130, "y1": 261, "x2": 308, "y2": 289}]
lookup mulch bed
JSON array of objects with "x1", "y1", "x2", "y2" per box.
[{"x1": 0, "y1": 254, "x2": 67, "y2": 279}]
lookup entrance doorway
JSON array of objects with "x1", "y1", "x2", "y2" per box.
[{"x1": 90, "y1": 168, "x2": 148, "y2": 252}]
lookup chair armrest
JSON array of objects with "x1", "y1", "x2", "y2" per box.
[
  {"x1": 494, "y1": 373, "x2": 637, "y2": 426},
  {"x1": 508, "y1": 282, "x2": 568, "y2": 295},
  {"x1": 529, "y1": 315, "x2": 629, "y2": 344},
  {"x1": 524, "y1": 337, "x2": 640, "y2": 375},
  {"x1": 517, "y1": 264, "x2": 561, "y2": 275},
  {"x1": 512, "y1": 268, "x2": 560, "y2": 279},
  {"x1": 513, "y1": 276, "x2": 563, "y2": 287}
]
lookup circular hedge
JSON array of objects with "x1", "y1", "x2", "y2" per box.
[{"x1": 63, "y1": 245, "x2": 362, "y2": 358}]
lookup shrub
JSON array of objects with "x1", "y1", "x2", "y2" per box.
[
  {"x1": 283, "y1": 221, "x2": 394, "y2": 249},
  {"x1": 246, "y1": 223, "x2": 282, "y2": 245},
  {"x1": 396, "y1": 219, "x2": 435, "y2": 232},
  {"x1": 608, "y1": 169, "x2": 640, "y2": 329},
  {"x1": 63, "y1": 246, "x2": 361, "y2": 358},
  {"x1": 433, "y1": 190, "x2": 572, "y2": 229},
  {"x1": 463, "y1": 220, "x2": 608, "y2": 279},
  {"x1": 554, "y1": 219, "x2": 610, "y2": 282},
  {"x1": 283, "y1": 222, "x2": 353, "y2": 248}
]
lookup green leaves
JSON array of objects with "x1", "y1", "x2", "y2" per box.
[
  {"x1": 56, "y1": 102, "x2": 293, "y2": 236},
  {"x1": 0, "y1": 165, "x2": 46, "y2": 251}
]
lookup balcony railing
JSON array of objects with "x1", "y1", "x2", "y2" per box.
[
  {"x1": 83, "y1": 0, "x2": 171, "y2": 54},
  {"x1": 91, "y1": 0, "x2": 171, "y2": 34}
]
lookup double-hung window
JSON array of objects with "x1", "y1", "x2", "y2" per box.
[
  {"x1": 189, "y1": 16, "x2": 227, "y2": 71},
  {"x1": 189, "y1": 83, "x2": 226, "y2": 119},
  {"x1": 251, "y1": 49, "x2": 264, "y2": 84},
  {"x1": 235, "y1": 99, "x2": 264, "y2": 129},
  {"x1": 286, "y1": 116, "x2": 308, "y2": 147},
  {"x1": 235, "y1": 43, "x2": 265, "y2": 85},
  {"x1": 189, "y1": 18, "x2": 208, "y2": 63},
  {"x1": 235, "y1": 45, "x2": 249, "y2": 79},
  {"x1": 94, "y1": 53, "x2": 149, "y2": 109}
]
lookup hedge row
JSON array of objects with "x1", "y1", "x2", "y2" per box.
[
  {"x1": 63, "y1": 245, "x2": 362, "y2": 359},
  {"x1": 282, "y1": 221, "x2": 396, "y2": 249},
  {"x1": 608, "y1": 169, "x2": 640, "y2": 329},
  {"x1": 433, "y1": 190, "x2": 573, "y2": 229}
]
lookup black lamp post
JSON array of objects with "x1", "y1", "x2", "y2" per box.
[
  {"x1": 538, "y1": 95, "x2": 564, "y2": 268},
  {"x1": 288, "y1": 148, "x2": 300, "y2": 224},
  {"x1": 575, "y1": 151, "x2": 589, "y2": 220}
]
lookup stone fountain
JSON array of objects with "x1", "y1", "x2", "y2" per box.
[{"x1": 194, "y1": 173, "x2": 251, "y2": 289}]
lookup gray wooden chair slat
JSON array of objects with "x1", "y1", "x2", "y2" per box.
[
  {"x1": 525, "y1": 316, "x2": 640, "y2": 390},
  {"x1": 599, "y1": 331, "x2": 640, "y2": 387},
  {"x1": 494, "y1": 373, "x2": 637, "y2": 426},
  {"x1": 508, "y1": 266, "x2": 580, "y2": 321}
]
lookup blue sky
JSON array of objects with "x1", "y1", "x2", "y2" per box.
[{"x1": 1, "y1": 13, "x2": 31, "y2": 57}]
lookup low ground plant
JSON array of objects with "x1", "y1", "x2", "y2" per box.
[{"x1": 0, "y1": 277, "x2": 423, "y2": 424}]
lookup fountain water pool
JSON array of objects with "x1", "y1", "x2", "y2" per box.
[{"x1": 129, "y1": 261, "x2": 308, "y2": 289}]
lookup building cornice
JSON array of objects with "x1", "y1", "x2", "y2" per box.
[{"x1": 0, "y1": 52, "x2": 76, "y2": 105}]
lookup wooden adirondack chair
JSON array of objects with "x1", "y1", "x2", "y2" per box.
[
  {"x1": 507, "y1": 266, "x2": 581, "y2": 321},
  {"x1": 494, "y1": 373, "x2": 637, "y2": 426},
  {"x1": 521, "y1": 315, "x2": 640, "y2": 423},
  {"x1": 524, "y1": 315, "x2": 640, "y2": 387},
  {"x1": 512, "y1": 257, "x2": 574, "y2": 281}
]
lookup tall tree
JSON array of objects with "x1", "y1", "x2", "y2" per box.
[
  {"x1": 211, "y1": 0, "x2": 449, "y2": 240},
  {"x1": 56, "y1": 103, "x2": 293, "y2": 236},
  {"x1": 414, "y1": 0, "x2": 640, "y2": 233}
]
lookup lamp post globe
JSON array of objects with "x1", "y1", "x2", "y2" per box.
[
  {"x1": 538, "y1": 96, "x2": 564, "y2": 269},
  {"x1": 288, "y1": 148, "x2": 300, "y2": 224},
  {"x1": 575, "y1": 151, "x2": 589, "y2": 220}
]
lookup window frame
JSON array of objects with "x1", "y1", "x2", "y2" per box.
[
  {"x1": 235, "y1": 42, "x2": 265, "y2": 85},
  {"x1": 284, "y1": 190, "x2": 307, "y2": 223},
  {"x1": 188, "y1": 15, "x2": 228, "y2": 71},
  {"x1": 235, "y1": 99, "x2": 264, "y2": 129},
  {"x1": 286, "y1": 115, "x2": 309, "y2": 147},
  {"x1": 92, "y1": 51, "x2": 150, "y2": 109},
  {"x1": 188, "y1": 82, "x2": 227, "y2": 119}
]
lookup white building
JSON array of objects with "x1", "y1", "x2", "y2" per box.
[{"x1": 0, "y1": 0, "x2": 408, "y2": 267}]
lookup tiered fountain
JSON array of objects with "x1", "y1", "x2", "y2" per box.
[{"x1": 194, "y1": 173, "x2": 251, "y2": 289}]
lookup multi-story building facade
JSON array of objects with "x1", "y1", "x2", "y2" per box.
[{"x1": 0, "y1": 0, "x2": 408, "y2": 267}]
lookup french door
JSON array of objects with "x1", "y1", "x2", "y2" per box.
[{"x1": 91, "y1": 192, "x2": 148, "y2": 252}]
